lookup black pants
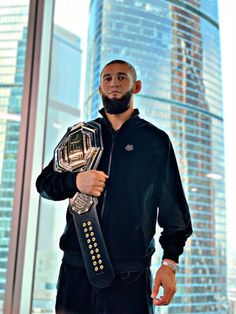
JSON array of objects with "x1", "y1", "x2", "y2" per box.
[{"x1": 56, "y1": 263, "x2": 154, "y2": 314}]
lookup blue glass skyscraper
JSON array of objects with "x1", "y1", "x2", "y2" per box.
[
  {"x1": 84, "y1": 0, "x2": 227, "y2": 313},
  {"x1": 0, "y1": 3, "x2": 29, "y2": 310}
]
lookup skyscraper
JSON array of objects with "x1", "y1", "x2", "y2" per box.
[
  {"x1": 0, "y1": 3, "x2": 29, "y2": 310},
  {"x1": 84, "y1": 0, "x2": 227, "y2": 313}
]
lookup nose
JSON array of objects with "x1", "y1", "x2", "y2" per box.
[{"x1": 110, "y1": 76, "x2": 120, "y2": 87}]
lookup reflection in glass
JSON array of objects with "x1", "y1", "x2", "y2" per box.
[
  {"x1": 0, "y1": 2, "x2": 29, "y2": 312},
  {"x1": 31, "y1": 19, "x2": 82, "y2": 314}
]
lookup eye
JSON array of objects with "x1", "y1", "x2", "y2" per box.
[
  {"x1": 103, "y1": 76, "x2": 112, "y2": 82},
  {"x1": 118, "y1": 75, "x2": 126, "y2": 81}
]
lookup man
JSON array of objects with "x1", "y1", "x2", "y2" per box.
[{"x1": 36, "y1": 60, "x2": 192, "y2": 314}]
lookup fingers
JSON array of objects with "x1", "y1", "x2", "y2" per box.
[
  {"x1": 152, "y1": 293, "x2": 170, "y2": 306},
  {"x1": 91, "y1": 190, "x2": 103, "y2": 197},
  {"x1": 151, "y1": 274, "x2": 163, "y2": 305},
  {"x1": 151, "y1": 280, "x2": 160, "y2": 300},
  {"x1": 95, "y1": 180, "x2": 106, "y2": 188},
  {"x1": 151, "y1": 267, "x2": 177, "y2": 307},
  {"x1": 152, "y1": 283, "x2": 176, "y2": 306},
  {"x1": 91, "y1": 185, "x2": 105, "y2": 197},
  {"x1": 89, "y1": 170, "x2": 109, "y2": 196},
  {"x1": 76, "y1": 170, "x2": 109, "y2": 196},
  {"x1": 94, "y1": 170, "x2": 109, "y2": 181}
]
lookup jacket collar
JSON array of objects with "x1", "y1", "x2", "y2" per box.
[
  {"x1": 99, "y1": 107, "x2": 140, "y2": 119},
  {"x1": 98, "y1": 108, "x2": 140, "y2": 131}
]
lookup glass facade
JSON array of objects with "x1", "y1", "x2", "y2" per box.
[
  {"x1": 31, "y1": 24, "x2": 82, "y2": 313},
  {"x1": 85, "y1": 0, "x2": 227, "y2": 313},
  {"x1": 0, "y1": 2, "x2": 29, "y2": 311}
]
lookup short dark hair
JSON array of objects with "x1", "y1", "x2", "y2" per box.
[{"x1": 100, "y1": 59, "x2": 137, "y2": 81}]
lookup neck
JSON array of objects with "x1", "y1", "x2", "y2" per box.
[{"x1": 105, "y1": 107, "x2": 134, "y2": 130}]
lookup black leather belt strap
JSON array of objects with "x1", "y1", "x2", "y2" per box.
[
  {"x1": 71, "y1": 198, "x2": 115, "y2": 289},
  {"x1": 54, "y1": 121, "x2": 114, "y2": 288}
]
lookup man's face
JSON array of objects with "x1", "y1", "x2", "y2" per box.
[
  {"x1": 100, "y1": 63, "x2": 135, "y2": 99},
  {"x1": 99, "y1": 63, "x2": 135, "y2": 114}
]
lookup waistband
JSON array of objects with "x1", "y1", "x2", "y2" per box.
[{"x1": 62, "y1": 251, "x2": 153, "y2": 272}]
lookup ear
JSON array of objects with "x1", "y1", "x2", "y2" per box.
[
  {"x1": 98, "y1": 85, "x2": 102, "y2": 96},
  {"x1": 132, "y1": 80, "x2": 142, "y2": 94}
]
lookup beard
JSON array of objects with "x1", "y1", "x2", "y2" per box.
[{"x1": 102, "y1": 89, "x2": 133, "y2": 114}]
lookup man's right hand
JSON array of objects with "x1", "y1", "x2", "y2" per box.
[{"x1": 76, "y1": 170, "x2": 109, "y2": 197}]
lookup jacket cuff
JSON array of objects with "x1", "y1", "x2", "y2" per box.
[
  {"x1": 162, "y1": 246, "x2": 183, "y2": 263},
  {"x1": 62, "y1": 171, "x2": 79, "y2": 197}
]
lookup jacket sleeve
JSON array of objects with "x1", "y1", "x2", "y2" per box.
[
  {"x1": 156, "y1": 138, "x2": 193, "y2": 263},
  {"x1": 36, "y1": 158, "x2": 78, "y2": 201}
]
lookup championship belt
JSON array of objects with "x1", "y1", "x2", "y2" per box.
[{"x1": 54, "y1": 121, "x2": 115, "y2": 289}]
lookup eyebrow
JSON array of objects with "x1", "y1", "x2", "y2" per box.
[{"x1": 102, "y1": 72, "x2": 129, "y2": 78}]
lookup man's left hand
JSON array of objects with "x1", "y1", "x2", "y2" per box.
[{"x1": 151, "y1": 263, "x2": 177, "y2": 306}]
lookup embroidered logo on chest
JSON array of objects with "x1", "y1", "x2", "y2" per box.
[{"x1": 124, "y1": 144, "x2": 134, "y2": 152}]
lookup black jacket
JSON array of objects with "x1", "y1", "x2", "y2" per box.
[{"x1": 36, "y1": 109, "x2": 192, "y2": 272}]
